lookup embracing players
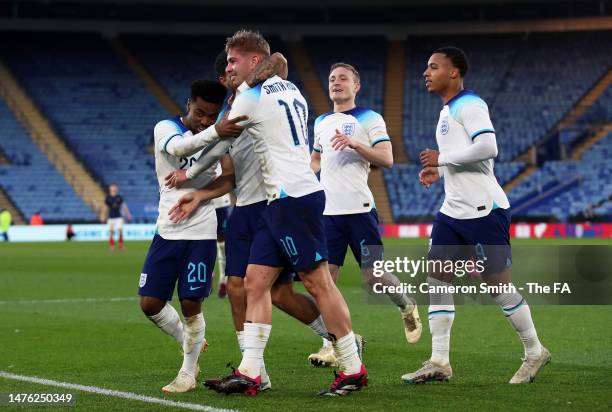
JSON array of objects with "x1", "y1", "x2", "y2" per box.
[
  {"x1": 192, "y1": 30, "x2": 367, "y2": 396},
  {"x1": 138, "y1": 80, "x2": 245, "y2": 393}
]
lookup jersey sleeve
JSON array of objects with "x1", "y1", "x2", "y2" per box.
[
  {"x1": 458, "y1": 100, "x2": 495, "y2": 140},
  {"x1": 361, "y1": 110, "x2": 390, "y2": 146},
  {"x1": 226, "y1": 84, "x2": 262, "y2": 128},
  {"x1": 153, "y1": 120, "x2": 183, "y2": 153},
  {"x1": 313, "y1": 118, "x2": 322, "y2": 153}
]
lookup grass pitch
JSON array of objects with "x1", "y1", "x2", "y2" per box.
[{"x1": 0, "y1": 238, "x2": 611, "y2": 411}]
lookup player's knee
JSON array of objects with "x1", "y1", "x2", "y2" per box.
[
  {"x1": 227, "y1": 276, "x2": 243, "y2": 289},
  {"x1": 270, "y1": 283, "x2": 290, "y2": 308},
  {"x1": 301, "y1": 271, "x2": 332, "y2": 299},
  {"x1": 139, "y1": 297, "x2": 164, "y2": 317},
  {"x1": 243, "y1": 275, "x2": 265, "y2": 298},
  {"x1": 180, "y1": 298, "x2": 202, "y2": 317}
]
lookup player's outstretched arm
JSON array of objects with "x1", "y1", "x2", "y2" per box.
[
  {"x1": 164, "y1": 116, "x2": 247, "y2": 158},
  {"x1": 246, "y1": 52, "x2": 289, "y2": 86},
  {"x1": 331, "y1": 129, "x2": 394, "y2": 168}
]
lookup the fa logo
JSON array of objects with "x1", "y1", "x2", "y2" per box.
[
  {"x1": 440, "y1": 118, "x2": 449, "y2": 135},
  {"x1": 342, "y1": 123, "x2": 355, "y2": 136},
  {"x1": 139, "y1": 273, "x2": 148, "y2": 287}
]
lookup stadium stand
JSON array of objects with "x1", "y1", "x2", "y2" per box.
[
  {"x1": 0, "y1": 98, "x2": 97, "y2": 222},
  {"x1": 1, "y1": 32, "x2": 166, "y2": 222},
  {"x1": 578, "y1": 84, "x2": 612, "y2": 125},
  {"x1": 0, "y1": 29, "x2": 609, "y2": 224},
  {"x1": 403, "y1": 31, "x2": 612, "y2": 162},
  {"x1": 303, "y1": 36, "x2": 387, "y2": 116}
]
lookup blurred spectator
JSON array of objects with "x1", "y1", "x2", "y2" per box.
[
  {"x1": 0, "y1": 208, "x2": 11, "y2": 241},
  {"x1": 30, "y1": 211, "x2": 44, "y2": 226},
  {"x1": 66, "y1": 224, "x2": 76, "y2": 241}
]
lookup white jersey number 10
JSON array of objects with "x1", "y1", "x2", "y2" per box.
[{"x1": 278, "y1": 98, "x2": 308, "y2": 146}]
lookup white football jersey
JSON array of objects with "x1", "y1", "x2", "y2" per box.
[
  {"x1": 229, "y1": 130, "x2": 268, "y2": 206},
  {"x1": 153, "y1": 116, "x2": 217, "y2": 240},
  {"x1": 228, "y1": 76, "x2": 321, "y2": 201},
  {"x1": 436, "y1": 90, "x2": 509, "y2": 219},
  {"x1": 211, "y1": 162, "x2": 232, "y2": 209},
  {"x1": 314, "y1": 107, "x2": 390, "y2": 215}
]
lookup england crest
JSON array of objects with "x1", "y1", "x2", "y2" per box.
[
  {"x1": 342, "y1": 123, "x2": 356, "y2": 136},
  {"x1": 440, "y1": 118, "x2": 449, "y2": 135}
]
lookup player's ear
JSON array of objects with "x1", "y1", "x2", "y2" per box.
[
  {"x1": 185, "y1": 98, "x2": 191, "y2": 114},
  {"x1": 354, "y1": 82, "x2": 361, "y2": 94},
  {"x1": 450, "y1": 68, "x2": 458, "y2": 79}
]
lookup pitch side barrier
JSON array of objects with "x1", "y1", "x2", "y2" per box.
[{"x1": 2, "y1": 222, "x2": 611, "y2": 242}]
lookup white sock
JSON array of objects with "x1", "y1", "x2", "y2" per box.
[
  {"x1": 308, "y1": 315, "x2": 329, "y2": 339},
  {"x1": 494, "y1": 287, "x2": 542, "y2": 358},
  {"x1": 217, "y1": 241, "x2": 226, "y2": 283},
  {"x1": 427, "y1": 276, "x2": 455, "y2": 366},
  {"x1": 238, "y1": 323, "x2": 271, "y2": 379},
  {"x1": 180, "y1": 313, "x2": 205, "y2": 377},
  {"x1": 333, "y1": 332, "x2": 362, "y2": 375},
  {"x1": 236, "y1": 330, "x2": 245, "y2": 353},
  {"x1": 429, "y1": 305, "x2": 455, "y2": 366},
  {"x1": 147, "y1": 303, "x2": 184, "y2": 345}
]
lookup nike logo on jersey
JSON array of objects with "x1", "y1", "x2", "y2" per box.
[{"x1": 190, "y1": 285, "x2": 204, "y2": 291}]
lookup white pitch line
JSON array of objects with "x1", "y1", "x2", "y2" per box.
[
  {"x1": 0, "y1": 371, "x2": 236, "y2": 412},
  {"x1": 0, "y1": 297, "x2": 138, "y2": 305}
]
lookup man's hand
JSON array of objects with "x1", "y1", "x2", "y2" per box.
[
  {"x1": 214, "y1": 115, "x2": 248, "y2": 138},
  {"x1": 331, "y1": 129, "x2": 358, "y2": 151},
  {"x1": 168, "y1": 192, "x2": 202, "y2": 223},
  {"x1": 165, "y1": 169, "x2": 189, "y2": 188},
  {"x1": 419, "y1": 167, "x2": 441, "y2": 187},
  {"x1": 419, "y1": 148, "x2": 440, "y2": 167},
  {"x1": 247, "y1": 52, "x2": 289, "y2": 86}
]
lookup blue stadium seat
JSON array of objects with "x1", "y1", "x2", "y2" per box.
[
  {"x1": 2, "y1": 32, "x2": 167, "y2": 222},
  {"x1": 0, "y1": 99, "x2": 96, "y2": 222}
]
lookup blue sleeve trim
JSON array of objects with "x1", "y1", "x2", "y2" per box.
[
  {"x1": 371, "y1": 137, "x2": 391, "y2": 146},
  {"x1": 162, "y1": 133, "x2": 181, "y2": 153},
  {"x1": 314, "y1": 112, "x2": 333, "y2": 127},
  {"x1": 470, "y1": 129, "x2": 495, "y2": 139}
]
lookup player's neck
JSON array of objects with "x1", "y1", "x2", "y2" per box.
[
  {"x1": 333, "y1": 101, "x2": 356, "y2": 113},
  {"x1": 440, "y1": 84, "x2": 464, "y2": 105}
]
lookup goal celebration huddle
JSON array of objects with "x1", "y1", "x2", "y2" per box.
[{"x1": 137, "y1": 29, "x2": 550, "y2": 398}]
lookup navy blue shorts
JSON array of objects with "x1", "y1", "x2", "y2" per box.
[
  {"x1": 324, "y1": 209, "x2": 383, "y2": 267},
  {"x1": 225, "y1": 200, "x2": 294, "y2": 283},
  {"x1": 251, "y1": 190, "x2": 328, "y2": 273},
  {"x1": 139, "y1": 234, "x2": 216, "y2": 300},
  {"x1": 429, "y1": 209, "x2": 512, "y2": 276},
  {"x1": 216, "y1": 206, "x2": 230, "y2": 237}
]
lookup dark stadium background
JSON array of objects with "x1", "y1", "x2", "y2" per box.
[{"x1": 0, "y1": 0, "x2": 610, "y2": 237}]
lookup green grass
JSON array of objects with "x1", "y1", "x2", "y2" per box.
[{"x1": 0, "y1": 239, "x2": 611, "y2": 411}]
